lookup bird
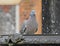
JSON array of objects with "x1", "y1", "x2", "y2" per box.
[{"x1": 20, "y1": 10, "x2": 38, "y2": 35}]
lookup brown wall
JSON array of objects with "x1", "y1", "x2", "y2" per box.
[{"x1": 20, "y1": 0, "x2": 42, "y2": 34}]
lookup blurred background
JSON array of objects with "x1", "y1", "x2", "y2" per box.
[
  {"x1": 0, "y1": 0, "x2": 60, "y2": 35},
  {"x1": 0, "y1": 5, "x2": 16, "y2": 35}
]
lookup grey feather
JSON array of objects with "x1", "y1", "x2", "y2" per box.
[{"x1": 20, "y1": 10, "x2": 38, "y2": 35}]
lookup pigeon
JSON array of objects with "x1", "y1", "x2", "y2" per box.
[{"x1": 20, "y1": 10, "x2": 38, "y2": 35}]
